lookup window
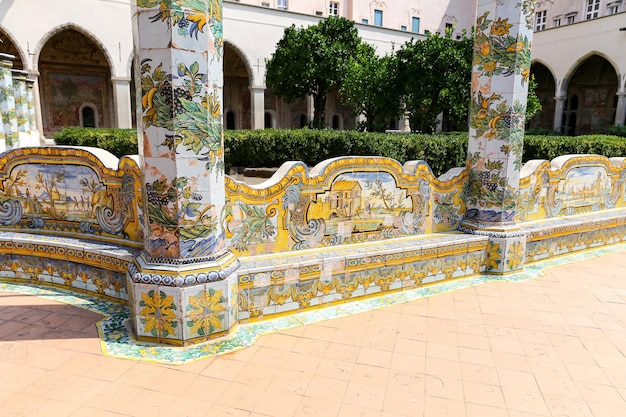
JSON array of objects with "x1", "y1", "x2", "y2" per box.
[
  {"x1": 82, "y1": 107, "x2": 95, "y2": 128},
  {"x1": 608, "y1": 1, "x2": 621, "y2": 14},
  {"x1": 261, "y1": 2, "x2": 269, "y2": 7},
  {"x1": 315, "y1": 10, "x2": 323, "y2": 16},
  {"x1": 361, "y1": 18, "x2": 368, "y2": 24},
  {"x1": 411, "y1": 17, "x2": 420, "y2": 33},
  {"x1": 277, "y1": 0, "x2": 287, "y2": 9},
  {"x1": 535, "y1": 10, "x2": 546, "y2": 31},
  {"x1": 553, "y1": 17, "x2": 561, "y2": 27},
  {"x1": 445, "y1": 22, "x2": 453, "y2": 33},
  {"x1": 585, "y1": 0, "x2": 600, "y2": 20},
  {"x1": 400, "y1": 25, "x2": 407, "y2": 31},
  {"x1": 329, "y1": 1, "x2": 338, "y2": 16},
  {"x1": 374, "y1": 9, "x2": 383, "y2": 26},
  {"x1": 226, "y1": 111, "x2": 235, "y2": 130},
  {"x1": 566, "y1": 12, "x2": 577, "y2": 24}
]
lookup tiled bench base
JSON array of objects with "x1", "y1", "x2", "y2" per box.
[
  {"x1": 237, "y1": 233, "x2": 490, "y2": 322},
  {"x1": 523, "y1": 209, "x2": 626, "y2": 263},
  {"x1": 0, "y1": 232, "x2": 139, "y2": 301}
]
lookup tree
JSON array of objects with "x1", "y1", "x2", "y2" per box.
[
  {"x1": 525, "y1": 74, "x2": 542, "y2": 121},
  {"x1": 265, "y1": 16, "x2": 362, "y2": 128},
  {"x1": 339, "y1": 43, "x2": 403, "y2": 132},
  {"x1": 396, "y1": 31, "x2": 473, "y2": 133}
]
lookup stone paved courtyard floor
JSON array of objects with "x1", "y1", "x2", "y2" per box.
[{"x1": 1, "y1": 246, "x2": 625, "y2": 417}]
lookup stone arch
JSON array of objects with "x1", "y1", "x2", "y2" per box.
[
  {"x1": 562, "y1": 51, "x2": 621, "y2": 90},
  {"x1": 561, "y1": 54, "x2": 619, "y2": 135},
  {"x1": 529, "y1": 61, "x2": 557, "y2": 130},
  {"x1": 36, "y1": 25, "x2": 114, "y2": 137},
  {"x1": 33, "y1": 24, "x2": 115, "y2": 73},
  {"x1": 0, "y1": 27, "x2": 26, "y2": 70},
  {"x1": 224, "y1": 41, "x2": 253, "y2": 130}
]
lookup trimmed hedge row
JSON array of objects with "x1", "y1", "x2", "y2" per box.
[
  {"x1": 51, "y1": 128, "x2": 626, "y2": 177},
  {"x1": 523, "y1": 134, "x2": 626, "y2": 162},
  {"x1": 226, "y1": 129, "x2": 468, "y2": 177},
  {"x1": 53, "y1": 127, "x2": 138, "y2": 159}
]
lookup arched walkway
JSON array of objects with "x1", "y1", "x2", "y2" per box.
[
  {"x1": 37, "y1": 28, "x2": 113, "y2": 137},
  {"x1": 224, "y1": 42, "x2": 252, "y2": 130},
  {"x1": 0, "y1": 28, "x2": 24, "y2": 70},
  {"x1": 529, "y1": 62, "x2": 556, "y2": 131},
  {"x1": 564, "y1": 55, "x2": 618, "y2": 135}
]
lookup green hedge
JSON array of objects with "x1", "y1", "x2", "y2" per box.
[
  {"x1": 523, "y1": 134, "x2": 626, "y2": 162},
  {"x1": 53, "y1": 127, "x2": 138, "y2": 159},
  {"x1": 225, "y1": 129, "x2": 468, "y2": 176},
  {"x1": 608, "y1": 125, "x2": 626, "y2": 138},
  {"x1": 51, "y1": 128, "x2": 626, "y2": 178}
]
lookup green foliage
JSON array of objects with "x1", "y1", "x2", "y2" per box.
[
  {"x1": 265, "y1": 16, "x2": 362, "y2": 128},
  {"x1": 525, "y1": 75, "x2": 542, "y2": 121},
  {"x1": 226, "y1": 130, "x2": 626, "y2": 176},
  {"x1": 523, "y1": 134, "x2": 626, "y2": 161},
  {"x1": 396, "y1": 31, "x2": 473, "y2": 133},
  {"x1": 53, "y1": 128, "x2": 138, "y2": 158},
  {"x1": 608, "y1": 125, "x2": 626, "y2": 137},
  {"x1": 525, "y1": 126, "x2": 562, "y2": 136},
  {"x1": 225, "y1": 129, "x2": 468, "y2": 177},
  {"x1": 53, "y1": 128, "x2": 626, "y2": 178},
  {"x1": 339, "y1": 44, "x2": 403, "y2": 132}
]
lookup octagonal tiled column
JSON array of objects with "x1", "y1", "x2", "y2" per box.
[
  {"x1": 460, "y1": 0, "x2": 537, "y2": 274},
  {"x1": 129, "y1": 0, "x2": 239, "y2": 345},
  {"x1": 12, "y1": 70, "x2": 30, "y2": 147},
  {"x1": 0, "y1": 53, "x2": 18, "y2": 151},
  {"x1": 25, "y1": 78, "x2": 40, "y2": 146}
]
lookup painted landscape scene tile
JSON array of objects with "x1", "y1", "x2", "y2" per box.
[
  {"x1": 2, "y1": 163, "x2": 106, "y2": 222},
  {"x1": 308, "y1": 172, "x2": 412, "y2": 237}
]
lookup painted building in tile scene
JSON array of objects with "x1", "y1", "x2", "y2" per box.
[{"x1": 0, "y1": 0, "x2": 624, "y2": 141}]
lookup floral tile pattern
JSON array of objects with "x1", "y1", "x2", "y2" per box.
[
  {"x1": 464, "y1": 0, "x2": 535, "y2": 228},
  {"x1": 0, "y1": 54, "x2": 19, "y2": 150},
  {"x1": 135, "y1": 0, "x2": 225, "y2": 262},
  {"x1": 224, "y1": 158, "x2": 466, "y2": 257},
  {"x1": 1, "y1": 242, "x2": 624, "y2": 365}
]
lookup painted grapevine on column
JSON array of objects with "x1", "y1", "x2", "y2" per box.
[
  {"x1": 465, "y1": 1, "x2": 535, "y2": 226},
  {"x1": 136, "y1": 0, "x2": 224, "y2": 260}
]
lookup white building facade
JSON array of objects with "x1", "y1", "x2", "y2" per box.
[
  {"x1": 530, "y1": 0, "x2": 626, "y2": 134},
  {"x1": 0, "y1": 0, "x2": 623, "y2": 140}
]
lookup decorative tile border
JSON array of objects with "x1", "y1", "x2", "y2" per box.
[{"x1": 1, "y1": 241, "x2": 625, "y2": 365}]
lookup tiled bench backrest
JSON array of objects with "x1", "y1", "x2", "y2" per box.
[
  {"x1": 223, "y1": 156, "x2": 467, "y2": 257},
  {"x1": 0, "y1": 147, "x2": 143, "y2": 247}
]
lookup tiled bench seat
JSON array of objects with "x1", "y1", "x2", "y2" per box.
[
  {"x1": 0, "y1": 231, "x2": 140, "y2": 301},
  {"x1": 236, "y1": 232, "x2": 489, "y2": 321},
  {"x1": 522, "y1": 208, "x2": 626, "y2": 263}
]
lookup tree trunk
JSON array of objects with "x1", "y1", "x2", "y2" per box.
[{"x1": 313, "y1": 92, "x2": 327, "y2": 129}]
